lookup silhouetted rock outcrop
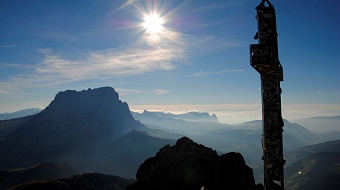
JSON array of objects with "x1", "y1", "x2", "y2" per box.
[
  {"x1": 0, "y1": 87, "x2": 144, "y2": 172},
  {"x1": 127, "y1": 137, "x2": 256, "y2": 190},
  {"x1": 41, "y1": 87, "x2": 142, "y2": 136}
]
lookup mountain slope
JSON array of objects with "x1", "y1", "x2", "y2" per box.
[
  {"x1": 285, "y1": 140, "x2": 340, "y2": 166},
  {"x1": 0, "y1": 116, "x2": 33, "y2": 139},
  {"x1": 9, "y1": 173, "x2": 135, "y2": 190},
  {"x1": 285, "y1": 152, "x2": 340, "y2": 190},
  {"x1": 0, "y1": 162, "x2": 78, "y2": 190},
  {"x1": 234, "y1": 119, "x2": 339, "y2": 151},
  {"x1": 293, "y1": 116, "x2": 340, "y2": 133},
  {"x1": 0, "y1": 87, "x2": 144, "y2": 173},
  {"x1": 75, "y1": 130, "x2": 176, "y2": 178}
]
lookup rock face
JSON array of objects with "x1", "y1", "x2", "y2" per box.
[
  {"x1": 0, "y1": 87, "x2": 144, "y2": 170},
  {"x1": 41, "y1": 87, "x2": 141, "y2": 136},
  {"x1": 127, "y1": 137, "x2": 256, "y2": 190}
]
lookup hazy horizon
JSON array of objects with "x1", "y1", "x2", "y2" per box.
[
  {"x1": 1, "y1": 97, "x2": 339, "y2": 129},
  {"x1": 1, "y1": 0, "x2": 339, "y2": 133}
]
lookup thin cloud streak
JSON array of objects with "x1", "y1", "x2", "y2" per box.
[
  {"x1": 118, "y1": 0, "x2": 138, "y2": 10},
  {"x1": 1, "y1": 45, "x2": 16, "y2": 48},
  {"x1": 1, "y1": 44, "x2": 178, "y2": 92},
  {"x1": 116, "y1": 88, "x2": 169, "y2": 96},
  {"x1": 192, "y1": 69, "x2": 245, "y2": 77},
  {"x1": 152, "y1": 89, "x2": 169, "y2": 95},
  {"x1": 115, "y1": 88, "x2": 144, "y2": 96},
  {"x1": 36, "y1": 47, "x2": 176, "y2": 79}
]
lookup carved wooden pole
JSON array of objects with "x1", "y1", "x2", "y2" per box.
[{"x1": 250, "y1": 0, "x2": 285, "y2": 189}]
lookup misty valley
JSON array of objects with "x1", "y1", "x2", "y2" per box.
[{"x1": 0, "y1": 87, "x2": 339, "y2": 190}]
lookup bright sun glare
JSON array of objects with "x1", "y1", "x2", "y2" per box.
[{"x1": 143, "y1": 14, "x2": 164, "y2": 34}]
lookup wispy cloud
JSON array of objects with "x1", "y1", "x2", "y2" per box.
[
  {"x1": 116, "y1": 88, "x2": 169, "y2": 96},
  {"x1": 0, "y1": 1, "x2": 241, "y2": 94},
  {"x1": 1, "y1": 45, "x2": 16, "y2": 48},
  {"x1": 192, "y1": 69, "x2": 245, "y2": 77},
  {"x1": 0, "y1": 27, "x2": 238, "y2": 93},
  {"x1": 115, "y1": 88, "x2": 143, "y2": 96},
  {"x1": 118, "y1": 0, "x2": 138, "y2": 10},
  {"x1": 152, "y1": 89, "x2": 169, "y2": 95},
  {"x1": 35, "y1": 46, "x2": 176, "y2": 81}
]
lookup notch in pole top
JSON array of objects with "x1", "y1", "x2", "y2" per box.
[
  {"x1": 256, "y1": 0, "x2": 275, "y2": 12},
  {"x1": 258, "y1": 0, "x2": 273, "y2": 8}
]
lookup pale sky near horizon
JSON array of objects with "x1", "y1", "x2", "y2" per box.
[{"x1": 0, "y1": 0, "x2": 339, "y2": 124}]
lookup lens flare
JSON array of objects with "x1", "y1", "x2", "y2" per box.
[{"x1": 143, "y1": 14, "x2": 164, "y2": 34}]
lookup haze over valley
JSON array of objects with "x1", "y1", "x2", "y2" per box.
[
  {"x1": 0, "y1": 87, "x2": 339, "y2": 189},
  {"x1": 1, "y1": 0, "x2": 339, "y2": 189}
]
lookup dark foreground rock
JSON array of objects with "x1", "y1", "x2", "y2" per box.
[
  {"x1": 9, "y1": 173, "x2": 135, "y2": 190},
  {"x1": 127, "y1": 137, "x2": 257, "y2": 190}
]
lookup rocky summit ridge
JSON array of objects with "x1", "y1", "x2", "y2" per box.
[
  {"x1": 41, "y1": 87, "x2": 142, "y2": 135},
  {"x1": 127, "y1": 137, "x2": 259, "y2": 190}
]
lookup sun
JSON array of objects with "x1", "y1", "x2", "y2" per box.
[{"x1": 143, "y1": 13, "x2": 164, "y2": 34}]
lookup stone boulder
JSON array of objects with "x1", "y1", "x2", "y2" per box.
[{"x1": 127, "y1": 137, "x2": 257, "y2": 190}]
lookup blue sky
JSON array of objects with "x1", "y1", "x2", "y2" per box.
[{"x1": 0, "y1": 0, "x2": 339, "y2": 123}]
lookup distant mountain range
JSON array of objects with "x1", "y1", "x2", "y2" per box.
[
  {"x1": 0, "y1": 87, "x2": 173, "y2": 179},
  {"x1": 0, "y1": 86, "x2": 339, "y2": 189},
  {"x1": 292, "y1": 116, "x2": 340, "y2": 133},
  {"x1": 132, "y1": 111, "x2": 340, "y2": 154},
  {"x1": 132, "y1": 110, "x2": 218, "y2": 122},
  {"x1": 130, "y1": 107, "x2": 340, "y2": 185},
  {"x1": 0, "y1": 108, "x2": 41, "y2": 121}
]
